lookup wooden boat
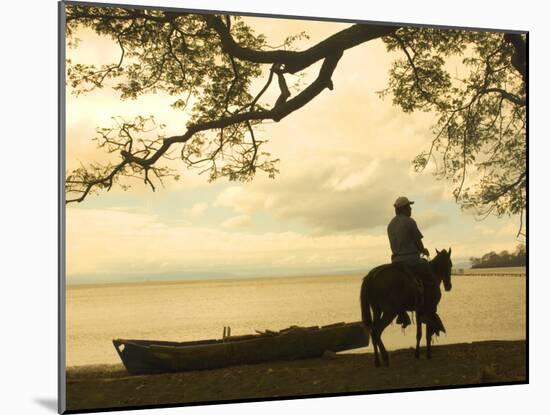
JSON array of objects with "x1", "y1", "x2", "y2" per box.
[{"x1": 113, "y1": 321, "x2": 368, "y2": 374}]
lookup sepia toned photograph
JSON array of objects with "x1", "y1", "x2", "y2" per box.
[{"x1": 60, "y1": 1, "x2": 527, "y2": 412}]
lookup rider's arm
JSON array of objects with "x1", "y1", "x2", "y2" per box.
[
  {"x1": 410, "y1": 218, "x2": 430, "y2": 257},
  {"x1": 415, "y1": 238, "x2": 429, "y2": 257}
]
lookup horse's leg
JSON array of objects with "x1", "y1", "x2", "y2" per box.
[
  {"x1": 423, "y1": 306, "x2": 437, "y2": 359},
  {"x1": 415, "y1": 312, "x2": 422, "y2": 359},
  {"x1": 371, "y1": 305, "x2": 382, "y2": 367},
  {"x1": 426, "y1": 324, "x2": 434, "y2": 359},
  {"x1": 375, "y1": 310, "x2": 398, "y2": 367}
]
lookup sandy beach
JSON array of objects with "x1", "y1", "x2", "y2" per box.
[{"x1": 66, "y1": 339, "x2": 526, "y2": 412}]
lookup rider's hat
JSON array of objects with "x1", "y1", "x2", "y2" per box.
[{"x1": 393, "y1": 196, "x2": 414, "y2": 208}]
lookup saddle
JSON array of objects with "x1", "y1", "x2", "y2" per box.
[
  {"x1": 369, "y1": 263, "x2": 423, "y2": 328},
  {"x1": 376, "y1": 262, "x2": 445, "y2": 334}
]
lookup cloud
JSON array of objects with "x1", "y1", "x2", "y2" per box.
[
  {"x1": 473, "y1": 222, "x2": 518, "y2": 238},
  {"x1": 221, "y1": 215, "x2": 252, "y2": 229},
  {"x1": 183, "y1": 202, "x2": 208, "y2": 219},
  {"x1": 66, "y1": 205, "x2": 521, "y2": 281},
  {"x1": 66, "y1": 207, "x2": 390, "y2": 279},
  {"x1": 324, "y1": 160, "x2": 380, "y2": 192},
  {"x1": 214, "y1": 186, "x2": 271, "y2": 214},
  {"x1": 415, "y1": 210, "x2": 446, "y2": 230},
  {"x1": 213, "y1": 157, "x2": 444, "y2": 234}
]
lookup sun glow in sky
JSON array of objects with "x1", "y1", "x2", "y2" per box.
[{"x1": 65, "y1": 13, "x2": 523, "y2": 284}]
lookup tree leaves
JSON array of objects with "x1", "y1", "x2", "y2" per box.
[{"x1": 382, "y1": 28, "x2": 526, "y2": 230}]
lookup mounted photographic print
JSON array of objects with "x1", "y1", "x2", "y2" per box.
[{"x1": 59, "y1": 1, "x2": 527, "y2": 413}]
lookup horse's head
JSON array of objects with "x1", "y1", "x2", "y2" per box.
[{"x1": 434, "y1": 248, "x2": 453, "y2": 292}]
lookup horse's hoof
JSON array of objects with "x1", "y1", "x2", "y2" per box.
[{"x1": 415, "y1": 352, "x2": 420, "y2": 359}]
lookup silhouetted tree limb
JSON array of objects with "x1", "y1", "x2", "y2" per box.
[
  {"x1": 204, "y1": 14, "x2": 396, "y2": 73},
  {"x1": 65, "y1": 6, "x2": 391, "y2": 203}
]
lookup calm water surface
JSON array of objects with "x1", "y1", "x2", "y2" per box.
[{"x1": 66, "y1": 275, "x2": 526, "y2": 367}]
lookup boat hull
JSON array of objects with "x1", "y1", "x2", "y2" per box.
[{"x1": 113, "y1": 322, "x2": 368, "y2": 374}]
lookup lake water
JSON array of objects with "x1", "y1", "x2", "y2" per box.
[{"x1": 66, "y1": 274, "x2": 526, "y2": 367}]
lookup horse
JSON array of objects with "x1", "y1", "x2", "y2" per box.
[{"x1": 360, "y1": 248, "x2": 453, "y2": 367}]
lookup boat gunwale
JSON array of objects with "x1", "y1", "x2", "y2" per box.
[{"x1": 113, "y1": 322, "x2": 363, "y2": 351}]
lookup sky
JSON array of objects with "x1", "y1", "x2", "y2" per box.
[{"x1": 65, "y1": 13, "x2": 524, "y2": 284}]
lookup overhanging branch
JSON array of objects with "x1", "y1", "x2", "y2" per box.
[
  {"x1": 205, "y1": 15, "x2": 397, "y2": 73},
  {"x1": 68, "y1": 52, "x2": 343, "y2": 203}
]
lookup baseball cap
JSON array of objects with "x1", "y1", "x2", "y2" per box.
[{"x1": 394, "y1": 196, "x2": 414, "y2": 208}]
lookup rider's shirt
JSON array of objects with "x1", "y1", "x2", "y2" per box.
[{"x1": 387, "y1": 214, "x2": 424, "y2": 264}]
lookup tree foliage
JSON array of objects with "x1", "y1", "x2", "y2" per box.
[
  {"x1": 469, "y1": 244, "x2": 526, "y2": 268},
  {"x1": 381, "y1": 28, "x2": 526, "y2": 235},
  {"x1": 64, "y1": 5, "x2": 526, "y2": 235}
]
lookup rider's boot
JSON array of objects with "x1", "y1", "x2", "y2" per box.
[{"x1": 396, "y1": 311, "x2": 411, "y2": 328}]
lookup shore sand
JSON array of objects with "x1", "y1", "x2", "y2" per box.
[{"x1": 66, "y1": 340, "x2": 526, "y2": 412}]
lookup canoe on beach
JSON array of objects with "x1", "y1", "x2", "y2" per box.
[{"x1": 113, "y1": 321, "x2": 369, "y2": 374}]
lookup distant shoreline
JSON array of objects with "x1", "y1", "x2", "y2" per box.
[
  {"x1": 66, "y1": 272, "x2": 367, "y2": 289},
  {"x1": 67, "y1": 266, "x2": 526, "y2": 288},
  {"x1": 452, "y1": 266, "x2": 526, "y2": 276}
]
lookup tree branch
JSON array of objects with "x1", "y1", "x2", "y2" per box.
[
  {"x1": 391, "y1": 34, "x2": 436, "y2": 105},
  {"x1": 68, "y1": 52, "x2": 343, "y2": 203},
  {"x1": 205, "y1": 15, "x2": 397, "y2": 73},
  {"x1": 482, "y1": 171, "x2": 526, "y2": 204},
  {"x1": 483, "y1": 88, "x2": 526, "y2": 106},
  {"x1": 503, "y1": 33, "x2": 527, "y2": 84}
]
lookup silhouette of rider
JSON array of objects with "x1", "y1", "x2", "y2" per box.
[{"x1": 387, "y1": 196, "x2": 441, "y2": 330}]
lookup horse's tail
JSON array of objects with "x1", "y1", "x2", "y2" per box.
[{"x1": 360, "y1": 275, "x2": 372, "y2": 346}]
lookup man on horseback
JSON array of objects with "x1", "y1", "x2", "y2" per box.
[{"x1": 387, "y1": 196, "x2": 444, "y2": 333}]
